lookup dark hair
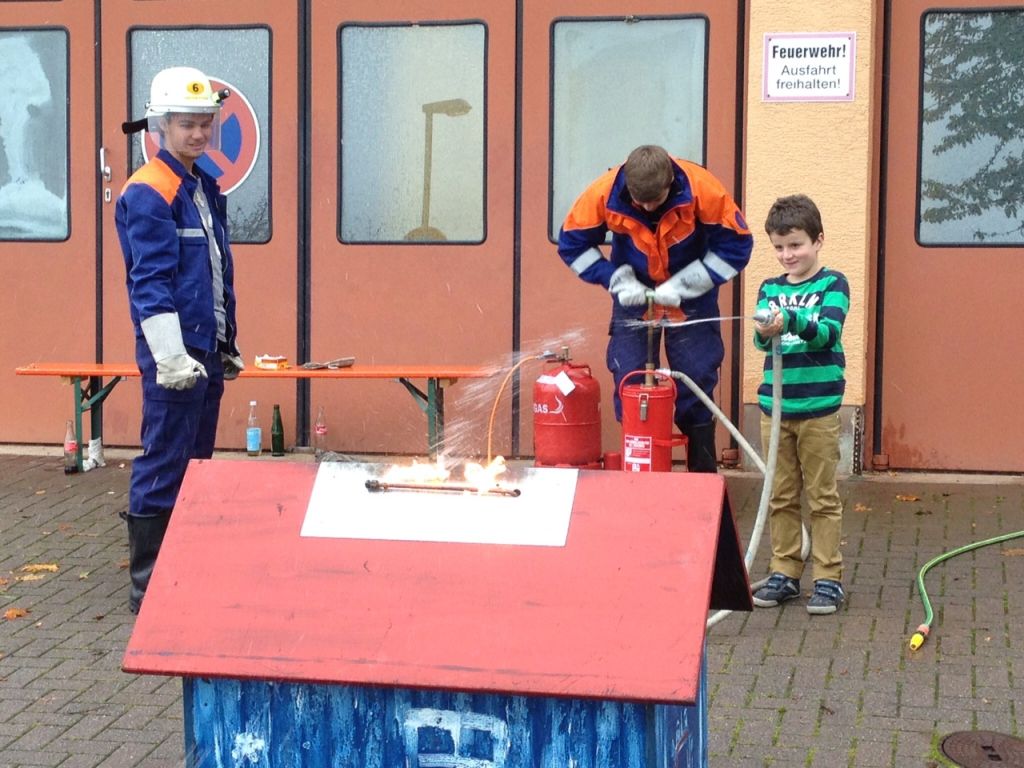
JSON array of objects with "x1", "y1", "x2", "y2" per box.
[
  {"x1": 764, "y1": 194, "x2": 823, "y2": 240},
  {"x1": 624, "y1": 145, "x2": 674, "y2": 203}
]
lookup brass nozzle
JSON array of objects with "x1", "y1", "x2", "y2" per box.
[{"x1": 538, "y1": 346, "x2": 570, "y2": 362}]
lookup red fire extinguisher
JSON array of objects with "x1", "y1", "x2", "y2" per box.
[
  {"x1": 533, "y1": 361, "x2": 602, "y2": 468},
  {"x1": 618, "y1": 370, "x2": 688, "y2": 472}
]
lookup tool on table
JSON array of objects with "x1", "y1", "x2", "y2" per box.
[
  {"x1": 364, "y1": 478, "x2": 521, "y2": 498},
  {"x1": 302, "y1": 357, "x2": 356, "y2": 370}
]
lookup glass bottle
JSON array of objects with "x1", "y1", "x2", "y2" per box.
[
  {"x1": 314, "y1": 406, "x2": 327, "y2": 456},
  {"x1": 63, "y1": 419, "x2": 78, "y2": 475},
  {"x1": 271, "y1": 404, "x2": 285, "y2": 456},
  {"x1": 246, "y1": 401, "x2": 262, "y2": 457}
]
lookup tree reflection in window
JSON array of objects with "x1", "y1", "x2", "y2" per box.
[{"x1": 920, "y1": 11, "x2": 1024, "y2": 244}]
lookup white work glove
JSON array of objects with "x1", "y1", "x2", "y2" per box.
[
  {"x1": 608, "y1": 265, "x2": 649, "y2": 307},
  {"x1": 221, "y1": 349, "x2": 245, "y2": 381},
  {"x1": 156, "y1": 354, "x2": 208, "y2": 390},
  {"x1": 140, "y1": 312, "x2": 208, "y2": 390},
  {"x1": 652, "y1": 259, "x2": 715, "y2": 307}
]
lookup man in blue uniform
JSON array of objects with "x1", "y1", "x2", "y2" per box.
[
  {"x1": 558, "y1": 145, "x2": 753, "y2": 471},
  {"x1": 116, "y1": 66, "x2": 244, "y2": 614}
]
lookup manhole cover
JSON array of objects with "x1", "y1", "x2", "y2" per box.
[{"x1": 940, "y1": 731, "x2": 1024, "y2": 767}]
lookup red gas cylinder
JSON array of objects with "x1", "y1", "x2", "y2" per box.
[
  {"x1": 533, "y1": 362, "x2": 602, "y2": 468},
  {"x1": 618, "y1": 370, "x2": 687, "y2": 472}
]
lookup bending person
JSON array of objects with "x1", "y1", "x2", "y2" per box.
[{"x1": 557, "y1": 145, "x2": 753, "y2": 471}]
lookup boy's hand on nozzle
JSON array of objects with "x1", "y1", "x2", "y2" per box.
[{"x1": 754, "y1": 309, "x2": 785, "y2": 338}]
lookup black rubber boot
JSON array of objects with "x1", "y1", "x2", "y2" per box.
[
  {"x1": 683, "y1": 422, "x2": 719, "y2": 473},
  {"x1": 124, "y1": 512, "x2": 171, "y2": 615}
]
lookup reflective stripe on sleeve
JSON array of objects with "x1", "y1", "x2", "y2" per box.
[
  {"x1": 703, "y1": 250, "x2": 738, "y2": 280},
  {"x1": 570, "y1": 246, "x2": 603, "y2": 275}
]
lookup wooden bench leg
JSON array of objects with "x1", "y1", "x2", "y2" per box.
[
  {"x1": 69, "y1": 375, "x2": 125, "y2": 472},
  {"x1": 72, "y1": 376, "x2": 85, "y2": 472},
  {"x1": 396, "y1": 377, "x2": 447, "y2": 459},
  {"x1": 428, "y1": 378, "x2": 445, "y2": 458}
]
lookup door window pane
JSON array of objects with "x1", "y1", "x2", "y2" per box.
[
  {"x1": 340, "y1": 23, "x2": 485, "y2": 243},
  {"x1": 0, "y1": 29, "x2": 68, "y2": 241},
  {"x1": 550, "y1": 17, "x2": 707, "y2": 239},
  {"x1": 129, "y1": 27, "x2": 270, "y2": 243},
  {"x1": 919, "y1": 11, "x2": 1024, "y2": 245}
]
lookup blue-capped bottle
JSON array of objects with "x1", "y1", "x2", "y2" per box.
[{"x1": 246, "y1": 400, "x2": 262, "y2": 457}]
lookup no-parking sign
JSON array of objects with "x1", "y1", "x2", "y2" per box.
[{"x1": 143, "y1": 76, "x2": 261, "y2": 194}]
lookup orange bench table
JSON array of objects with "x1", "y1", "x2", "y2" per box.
[{"x1": 15, "y1": 362, "x2": 496, "y2": 469}]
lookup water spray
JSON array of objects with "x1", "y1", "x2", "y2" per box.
[
  {"x1": 485, "y1": 347, "x2": 566, "y2": 464},
  {"x1": 624, "y1": 312, "x2": 773, "y2": 331},
  {"x1": 468, "y1": 308, "x2": 807, "y2": 627}
]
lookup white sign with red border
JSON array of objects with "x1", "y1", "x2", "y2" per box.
[{"x1": 763, "y1": 32, "x2": 856, "y2": 102}]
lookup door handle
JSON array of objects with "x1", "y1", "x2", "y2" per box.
[
  {"x1": 100, "y1": 147, "x2": 113, "y2": 203},
  {"x1": 99, "y1": 147, "x2": 111, "y2": 182}
]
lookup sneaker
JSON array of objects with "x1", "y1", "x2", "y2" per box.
[
  {"x1": 807, "y1": 579, "x2": 845, "y2": 615},
  {"x1": 752, "y1": 573, "x2": 800, "y2": 607}
]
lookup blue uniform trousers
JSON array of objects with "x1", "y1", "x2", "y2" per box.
[
  {"x1": 129, "y1": 339, "x2": 224, "y2": 519},
  {"x1": 606, "y1": 300, "x2": 724, "y2": 431}
]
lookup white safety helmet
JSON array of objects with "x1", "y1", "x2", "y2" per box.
[
  {"x1": 127, "y1": 66, "x2": 229, "y2": 150},
  {"x1": 145, "y1": 66, "x2": 223, "y2": 118}
]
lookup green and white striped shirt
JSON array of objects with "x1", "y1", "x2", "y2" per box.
[{"x1": 754, "y1": 267, "x2": 848, "y2": 419}]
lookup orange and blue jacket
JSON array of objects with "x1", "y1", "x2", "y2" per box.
[
  {"x1": 558, "y1": 156, "x2": 753, "y2": 312},
  {"x1": 115, "y1": 149, "x2": 238, "y2": 354}
]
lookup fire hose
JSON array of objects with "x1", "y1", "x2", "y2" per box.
[
  {"x1": 655, "y1": 309, "x2": 809, "y2": 629},
  {"x1": 516, "y1": 307, "x2": 806, "y2": 629}
]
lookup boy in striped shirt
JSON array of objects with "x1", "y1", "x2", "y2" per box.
[{"x1": 751, "y1": 194, "x2": 849, "y2": 615}]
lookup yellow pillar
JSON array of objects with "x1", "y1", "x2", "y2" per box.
[{"x1": 742, "y1": 0, "x2": 878, "y2": 472}]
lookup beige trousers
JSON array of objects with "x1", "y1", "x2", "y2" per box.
[{"x1": 760, "y1": 411, "x2": 843, "y2": 583}]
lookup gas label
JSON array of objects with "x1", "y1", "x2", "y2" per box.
[{"x1": 532, "y1": 397, "x2": 564, "y2": 415}]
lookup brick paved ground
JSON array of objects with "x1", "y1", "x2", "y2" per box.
[
  {"x1": 0, "y1": 453, "x2": 183, "y2": 768},
  {"x1": 1, "y1": 451, "x2": 1022, "y2": 766},
  {"x1": 713, "y1": 474, "x2": 1024, "y2": 767}
]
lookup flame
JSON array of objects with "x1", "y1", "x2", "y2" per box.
[
  {"x1": 380, "y1": 455, "x2": 510, "y2": 495},
  {"x1": 382, "y1": 458, "x2": 450, "y2": 484},
  {"x1": 463, "y1": 455, "x2": 507, "y2": 492}
]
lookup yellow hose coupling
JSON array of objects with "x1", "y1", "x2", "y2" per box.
[{"x1": 909, "y1": 624, "x2": 930, "y2": 651}]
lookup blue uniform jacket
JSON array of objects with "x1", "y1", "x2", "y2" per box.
[
  {"x1": 558, "y1": 157, "x2": 753, "y2": 315},
  {"x1": 115, "y1": 149, "x2": 238, "y2": 354}
]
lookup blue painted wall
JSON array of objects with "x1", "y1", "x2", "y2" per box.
[{"x1": 182, "y1": 664, "x2": 708, "y2": 767}]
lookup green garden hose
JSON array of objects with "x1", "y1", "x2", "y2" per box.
[{"x1": 909, "y1": 529, "x2": 1024, "y2": 650}]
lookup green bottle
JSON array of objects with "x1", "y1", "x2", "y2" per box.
[{"x1": 271, "y1": 404, "x2": 285, "y2": 456}]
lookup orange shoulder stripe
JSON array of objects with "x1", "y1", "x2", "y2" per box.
[
  {"x1": 120, "y1": 158, "x2": 181, "y2": 205},
  {"x1": 562, "y1": 167, "x2": 619, "y2": 231},
  {"x1": 675, "y1": 158, "x2": 751, "y2": 234}
]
